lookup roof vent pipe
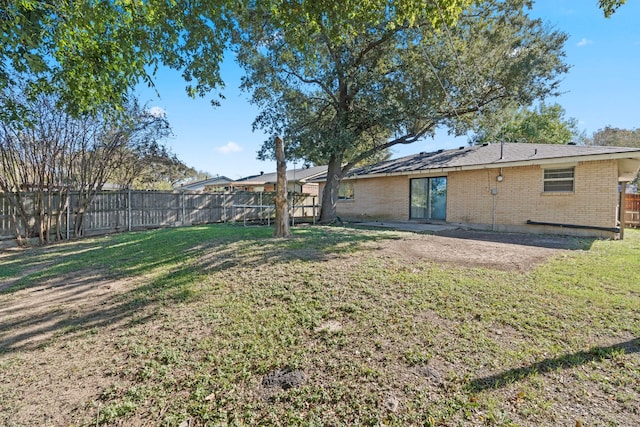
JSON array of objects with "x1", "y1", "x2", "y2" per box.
[{"x1": 500, "y1": 141, "x2": 504, "y2": 160}]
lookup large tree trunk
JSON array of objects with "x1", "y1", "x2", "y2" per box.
[
  {"x1": 273, "y1": 136, "x2": 290, "y2": 237},
  {"x1": 319, "y1": 155, "x2": 343, "y2": 223}
]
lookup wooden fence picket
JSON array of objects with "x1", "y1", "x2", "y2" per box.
[
  {"x1": 0, "y1": 191, "x2": 318, "y2": 242},
  {"x1": 625, "y1": 194, "x2": 640, "y2": 228}
]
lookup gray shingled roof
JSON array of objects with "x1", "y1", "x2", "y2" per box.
[
  {"x1": 177, "y1": 175, "x2": 233, "y2": 190},
  {"x1": 345, "y1": 143, "x2": 640, "y2": 178},
  {"x1": 235, "y1": 165, "x2": 328, "y2": 185}
]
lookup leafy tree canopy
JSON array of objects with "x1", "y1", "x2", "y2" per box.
[
  {"x1": 1, "y1": 0, "x2": 472, "y2": 120},
  {"x1": 470, "y1": 103, "x2": 584, "y2": 145},
  {"x1": 245, "y1": 0, "x2": 473, "y2": 46},
  {"x1": 598, "y1": 0, "x2": 627, "y2": 17},
  {"x1": 2, "y1": 0, "x2": 620, "y2": 123},
  {"x1": 586, "y1": 126, "x2": 640, "y2": 148},
  {"x1": 1, "y1": 0, "x2": 234, "y2": 118},
  {"x1": 238, "y1": 0, "x2": 569, "y2": 220}
]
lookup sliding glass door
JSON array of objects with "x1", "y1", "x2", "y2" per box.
[{"x1": 410, "y1": 177, "x2": 447, "y2": 220}]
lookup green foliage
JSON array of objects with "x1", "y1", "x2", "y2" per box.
[
  {"x1": 238, "y1": 0, "x2": 569, "y2": 220},
  {"x1": 470, "y1": 103, "x2": 584, "y2": 145},
  {"x1": 111, "y1": 143, "x2": 197, "y2": 191},
  {"x1": 598, "y1": 0, "x2": 627, "y2": 17},
  {"x1": 1, "y1": 0, "x2": 233, "y2": 118},
  {"x1": 586, "y1": 126, "x2": 640, "y2": 148},
  {"x1": 1, "y1": 0, "x2": 473, "y2": 121},
  {"x1": 179, "y1": 170, "x2": 213, "y2": 187},
  {"x1": 246, "y1": 0, "x2": 473, "y2": 50}
]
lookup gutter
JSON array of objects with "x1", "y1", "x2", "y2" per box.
[{"x1": 526, "y1": 220, "x2": 619, "y2": 234}]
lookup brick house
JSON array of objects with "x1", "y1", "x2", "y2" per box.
[{"x1": 318, "y1": 143, "x2": 640, "y2": 238}]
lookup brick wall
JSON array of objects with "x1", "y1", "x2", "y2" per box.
[
  {"x1": 321, "y1": 175, "x2": 410, "y2": 220},
  {"x1": 324, "y1": 159, "x2": 620, "y2": 237},
  {"x1": 447, "y1": 160, "x2": 619, "y2": 232}
]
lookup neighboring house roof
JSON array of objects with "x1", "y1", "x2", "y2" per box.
[
  {"x1": 234, "y1": 165, "x2": 328, "y2": 186},
  {"x1": 332, "y1": 143, "x2": 640, "y2": 182},
  {"x1": 177, "y1": 176, "x2": 233, "y2": 191}
]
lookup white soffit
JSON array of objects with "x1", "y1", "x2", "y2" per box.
[{"x1": 618, "y1": 158, "x2": 640, "y2": 182}]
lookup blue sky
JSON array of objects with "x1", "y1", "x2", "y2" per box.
[{"x1": 137, "y1": 0, "x2": 640, "y2": 180}]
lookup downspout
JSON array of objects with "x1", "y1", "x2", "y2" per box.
[{"x1": 619, "y1": 182, "x2": 627, "y2": 240}]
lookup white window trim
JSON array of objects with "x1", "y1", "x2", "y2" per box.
[{"x1": 543, "y1": 167, "x2": 575, "y2": 193}]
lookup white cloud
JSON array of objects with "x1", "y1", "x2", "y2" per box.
[
  {"x1": 577, "y1": 38, "x2": 593, "y2": 47},
  {"x1": 147, "y1": 106, "x2": 167, "y2": 118},
  {"x1": 215, "y1": 141, "x2": 243, "y2": 154}
]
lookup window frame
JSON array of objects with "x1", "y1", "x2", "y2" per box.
[
  {"x1": 543, "y1": 167, "x2": 575, "y2": 193},
  {"x1": 409, "y1": 176, "x2": 447, "y2": 220},
  {"x1": 338, "y1": 181, "x2": 355, "y2": 200}
]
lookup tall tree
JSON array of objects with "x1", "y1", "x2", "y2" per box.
[
  {"x1": 470, "y1": 103, "x2": 584, "y2": 145},
  {"x1": 586, "y1": 126, "x2": 640, "y2": 148},
  {"x1": 238, "y1": 0, "x2": 569, "y2": 222}
]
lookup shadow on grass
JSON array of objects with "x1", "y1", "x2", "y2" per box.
[
  {"x1": 434, "y1": 229, "x2": 597, "y2": 250},
  {"x1": 0, "y1": 224, "x2": 399, "y2": 353},
  {"x1": 1, "y1": 224, "x2": 398, "y2": 293},
  {"x1": 468, "y1": 338, "x2": 640, "y2": 392}
]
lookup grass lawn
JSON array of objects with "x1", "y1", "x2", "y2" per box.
[{"x1": 0, "y1": 224, "x2": 639, "y2": 426}]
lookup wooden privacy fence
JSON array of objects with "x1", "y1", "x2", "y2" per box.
[
  {"x1": 625, "y1": 194, "x2": 640, "y2": 228},
  {"x1": 0, "y1": 190, "x2": 318, "y2": 241}
]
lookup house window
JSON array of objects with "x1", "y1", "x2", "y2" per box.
[
  {"x1": 410, "y1": 177, "x2": 447, "y2": 220},
  {"x1": 338, "y1": 182, "x2": 354, "y2": 200},
  {"x1": 543, "y1": 167, "x2": 574, "y2": 192}
]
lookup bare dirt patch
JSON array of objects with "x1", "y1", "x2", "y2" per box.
[
  {"x1": 374, "y1": 229, "x2": 584, "y2": 271},
  {"x1": 0, "y1": 271, "x2": 143, "y2": 352}
]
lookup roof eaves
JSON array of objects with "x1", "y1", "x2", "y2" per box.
[
  {"x1": 298, "y1": 171, "x2": 327, "y2": 183},
  {"x1": 338, "y1": 150, "x2": 640, "y2": 180}
]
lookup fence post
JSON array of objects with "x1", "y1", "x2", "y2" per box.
[
  {"x1": 181, "y1": 191, "x2": 186, "y2": 225},
  {"x1": 127, "y1": 188, "x2": 132, "y2": 232},
  {"x1": 66, "y1": 194, "x2": 70, "y2": 240}
]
